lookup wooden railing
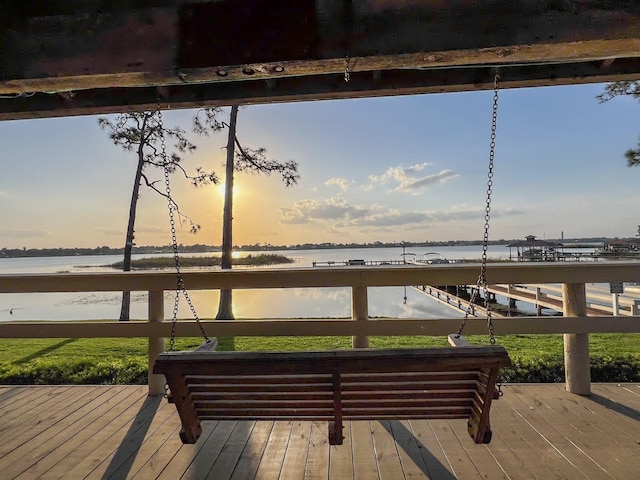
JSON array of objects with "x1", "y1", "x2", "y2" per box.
[{"x1": 1, "y1": 262, "x2": 639, "y2": 395}]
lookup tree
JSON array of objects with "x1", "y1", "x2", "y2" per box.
[
  {"x1": 194, "y1": 106, "x2": 300, "y2": 319},
  {"x1": 99, "y1": 111, "x2": 218, "y2": 320},
  {"x1": 598, "y1": 81, "x2": 640, "y2": 167}
]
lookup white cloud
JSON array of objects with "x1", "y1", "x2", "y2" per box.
[
  {"x1": 369, "y1": 163, "x2": 430, "y2": 183},
  {"x1": 325, "y1": 177, "x2": 354, "y2": 191},
  {"x1": 428, "y1": 204, "x2": 525, "y2": 222},
  {"x1": 367, "y1": 163, "x2": 458, "y2": 194},
  {"x1": 279, "y1": 197, "x2": 369, "y2": 224},
  {"x1": 338, "y1": 209, "x2": 428, "y2": 228},
  {"x1": 279, "y1": 196, "x2": 525, "y2": 233},
  {"x1": 396, "y1": 170, "x2": 458, "y2": 192},
  {"x1": 280, "y1": 196, "x2": 431, "y2": 229}
]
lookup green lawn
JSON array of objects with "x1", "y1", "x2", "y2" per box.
[{"x1": 1, "y1": 333, "x2": 639, "y2": 384}]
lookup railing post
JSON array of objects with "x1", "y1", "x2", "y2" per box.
[
  {"x1": 352, "y1": 285, "x2": 369, "y2": 348},
  {"x1": 562, "y1": 283, "x2": 591, "y2": 395},
  {"x1": 612, "y1": 293, "x2": 620, "y2": 316},
  {"x1": 148, "y1": 290, "x2": 165, "y2": 396}
]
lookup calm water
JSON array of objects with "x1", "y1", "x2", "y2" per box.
[{"x1": 0, "y1": 245, "x2": 511, "y2": 322}]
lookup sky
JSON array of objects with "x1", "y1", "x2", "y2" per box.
[{"x1": 0, "y1": 82, "x2": 639, "y2": 249}]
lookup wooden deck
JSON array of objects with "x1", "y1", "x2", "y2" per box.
[{"x1": 1, "y1": 384, "x2": 639, "y2": 479}]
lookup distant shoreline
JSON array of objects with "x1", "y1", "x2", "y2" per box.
[{"x1": 0, "y1": 238, "x2": 621, "y2": 259}]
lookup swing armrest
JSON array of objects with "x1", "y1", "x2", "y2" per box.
[
  {"x1": 449, "y1": 334, "x2": 502, "y2": 400},
  {"x1": 448, "y1": 334, "x2": 471, "y2": 347},
  {"x1": 196, "y1": 338, "x2": 218, "y2": 352}
]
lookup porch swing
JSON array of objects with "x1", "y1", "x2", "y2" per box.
[{"x1": 153, "y1": 70, "x2": 511, "y2": 446}]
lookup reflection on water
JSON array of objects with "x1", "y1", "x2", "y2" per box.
[
  {"x1": 0, "y1": 287, "x2": 459, "y2": 321},
  {"x1": 0, "y1": 247, "x2": 499, "y2": 321}
]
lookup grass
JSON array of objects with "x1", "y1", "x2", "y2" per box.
[
  {"x1": 107, "y1": 254, "x2": 294, "y2": 269},
  {"x1": 2, "y1": 334, "x2": 639, "y2": 363},
  {"x1": 1, "y1": 333, "x2": 639, "y2": 384}
]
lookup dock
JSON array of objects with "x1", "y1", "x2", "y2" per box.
[
  {"x1": 312, "y1": 259, "x2": 406, "y2": 267},
  {"x1": 415, "y1": 283, "x2": 640, "y2": 317}
]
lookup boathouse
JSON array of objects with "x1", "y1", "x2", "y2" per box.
[
  {"x1": 507, "y1": 235, "x2": 562, "y2": 261},
  {"x1": 600, "y1": 238, "x2": 640, "y2": 258}
]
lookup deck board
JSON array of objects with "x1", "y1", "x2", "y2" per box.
[
  {"x1": 153, "y1": 421, "x2": 219, "y2": 479},
  {"x1": 408, "y1": 417, "x2": 456, "y2": 479},
  {"x1": 351, "y1": 420, "x2": 380, "y2": 479},
  {"x1": 229, "y1": 421, "x2": 273, "y2": 480},
  {"x1": 14, "y1": 387, "x2": 145, "y2": 480},
  {"x1": 0, "y1": 386, "x2": 76, "y2": 435},
  {"x1": 328, "y1": 421, "x2": 354, "y2": 480},
  {"x1": 1, "y1": 384, "x2": 639, "y2": 479},
  {"x1": 447, "y1": 420, "x2": 509, "y2": 479},
  {"x1": 503, "y1": 387, "x2": 609, "y2": 480},
  {"x1": 254, "y1": 420, "x2": 292, "y2": 480},
  {"x1": 517, "y1": 385, "x2": 634, "y2": 479},
  {"x1": 499, "y1": 389, "x2": 587, "y2": 479},
  {"x1": 429, "y1": 421, "x2": 483, "y2": 479},
  {"x1": 472, "y1": 421, "x2": 535, "y2": 480},
  {"x1": 99, "y1": 400, "x2": 180, "y2": 480},
  {"x1": 182, "y1": 420, "x2": 238, "y2": 479},
  {"x1": 487, "y1": 395, "x2": 574, "y2": 480},
  {"x1": 371, "y1": 419, "x2": 407, "y2": 479},
  {"x1": 62, "y1": 387, "x2": 157, "y2": 479},
  {"x1": 0, "y1": 386, "x2": 116, "y2": 476},
  {"x1": 387, "y1": 420, "x2": 432, "y2": 479},
  {"x1": 303, "y1": 421, "x2": 329, "y2": 480},
  {"x1": 281, "y1": 421, "x2": 311, "y2": 479},
  {"x1": 205, "y1": 421, "x2": 259, "y2": 480}
]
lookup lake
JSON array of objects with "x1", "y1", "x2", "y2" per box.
[{"x1": 0, "y1": 245, "x2": 513, "y2": 322}]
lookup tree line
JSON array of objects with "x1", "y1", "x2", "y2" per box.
[{"x1": 2, "y1": 236, "x2": 632, "y2": 259}]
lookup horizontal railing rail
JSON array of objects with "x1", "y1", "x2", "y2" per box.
[
  {"x1": 1, "y1": 316, "x2": 639, "y2": 338},
  {"x1": 2, "y1": 262, "x2": 640, "y2": 293}
]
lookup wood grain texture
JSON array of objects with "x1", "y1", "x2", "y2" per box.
[
  {"x1": 2, "y1": 385, "x2": 640, "y2": 479},
  {"x1": 2, "y1": 1, "x2": 640, "y2": 118}
]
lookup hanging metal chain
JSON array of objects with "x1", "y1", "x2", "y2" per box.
[
  {"x1": 344, "y1": 56, "x2": 351, "y2": 83},
  {"x1": 156, "y1": 97, "x2": 210, "y2": 350},
  {"x1": 458, "y1": 68, "x2": 500, "y2": 344},
  {"x1": 483, "y1": 69, "x2": 500, "y2": 346}
]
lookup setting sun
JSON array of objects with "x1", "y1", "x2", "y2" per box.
[{"x1": 217, "y1": 184, "x2": 240, "y2": 198}]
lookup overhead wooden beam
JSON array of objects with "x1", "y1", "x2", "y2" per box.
[
  {"x1": 3, "y1": 59, "x2": 640, "y2": 121},
  {"x1": 1, "y1": 0, "x2": 640, "y2": 119}
]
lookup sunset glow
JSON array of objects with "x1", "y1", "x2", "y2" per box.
[{"x1": 1, "y1": 84, "x2": 639, "y2": 249}]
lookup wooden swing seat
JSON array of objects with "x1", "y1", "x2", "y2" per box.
[{"x1": 153, "y1": 341, "x2": 511, "y2": 445}]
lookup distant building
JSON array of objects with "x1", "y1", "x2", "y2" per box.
[
  {"x1": 507, "y1": 235, "x2": 562, "y2": 262},
  {"x1": 600, "y1": 238, "x2": 640, "y2": 257}
]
